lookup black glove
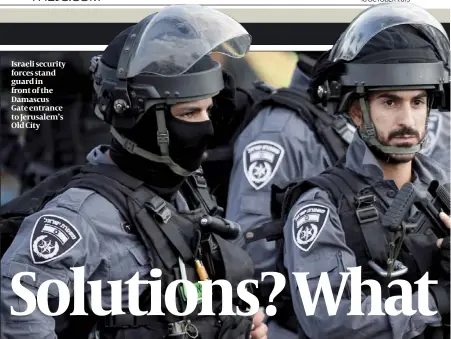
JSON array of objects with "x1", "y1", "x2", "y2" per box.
[{"x1": 439, "y1": 236, "x2": 450, "y2": 277}]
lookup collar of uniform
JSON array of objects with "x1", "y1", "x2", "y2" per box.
[{"x1": 345, "y1": 133, "x2": 385, "y2": 181}]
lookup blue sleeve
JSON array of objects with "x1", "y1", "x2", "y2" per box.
[
  {"x1": 1, "y1": 189, "x2": 105, "y2": 339},
  {"x1": 226, "y1": 105, "x2": 331, "y2": 275}
]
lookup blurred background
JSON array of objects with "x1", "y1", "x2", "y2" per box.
[{"x1": 0, "y1": 50, "x2": 317, "y2": 204}]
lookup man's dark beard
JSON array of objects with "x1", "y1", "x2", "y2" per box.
[{"x1": 367, "y1": 125, "x2": 422, "y2": 163}]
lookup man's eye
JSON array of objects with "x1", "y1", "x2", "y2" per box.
[
  {"x1": 181, "y1": 112, "x2": 194, "y2": 118},
  {"x1": 413, "y1": 99, "x2": 425, "y2": 106},
  {"x1": 384, "y1": 100, "x2": 395, "y2": 107}
]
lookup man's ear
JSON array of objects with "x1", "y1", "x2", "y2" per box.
[{"x1": 348, "y1": 99, "x2": 362, "y2": 127}]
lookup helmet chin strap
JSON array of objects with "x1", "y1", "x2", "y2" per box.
[
  {"x1": 109, "y1": 104, "x2": 195, "y2": 177},
  {"x1": 358, "y1": 96, "x2": 428, "y2": 155}
]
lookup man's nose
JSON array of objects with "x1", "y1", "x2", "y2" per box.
[{"x1": 397, "y1": 102, "x2": 416, "y2": 127}]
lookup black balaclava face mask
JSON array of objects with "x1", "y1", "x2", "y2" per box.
[
  {"x1": 166, "y1": 112, "x2": 214, "y2": 172},
  {"x1": 109, "y1": 106, "x2": 214, "y2": 200}
]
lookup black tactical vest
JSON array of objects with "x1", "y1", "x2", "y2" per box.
[
  {"x1": 278, "y1": 164, "x2": 445, "y2": 339},
  {"x1": 282, "y1": 165, "x2": 442, "y2": 291},
  {"x1": 8, "y1": 163, "x2": 255, "y2": 339}
]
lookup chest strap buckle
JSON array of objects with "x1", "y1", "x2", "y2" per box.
[
  {"x1": 355, "y1": 195, "x2": 379, "y2": 224},
  {"x1": 356, "y1": 206, "x2": 379, "y2": 224},
  {"x1": 144, "y1": 196, "x2": 172, "y2": 224}
]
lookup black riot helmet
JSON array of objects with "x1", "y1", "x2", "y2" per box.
[
  {"x1": 90, "y1": 4, "x2": 251, "y2": 176},
  {"x1": 310, "y1": 3, "x2": 450, "y2": 156}
]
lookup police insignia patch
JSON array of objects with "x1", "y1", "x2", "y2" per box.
[
  {"x1": 30, "y1": 215, "x2": 82, "y2": 264},
  {"x1": 243, "y1": 140, "x2": 285, "y2": 190},
  {"x1": 292, "y1": 204, "x2": 329, "y2": 252},
  {"x1": 423, "y1": 113, "x2": 441, "y2": 156}
]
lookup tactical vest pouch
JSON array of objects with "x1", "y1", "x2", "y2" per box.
[{"x1": 210, "y1": 234, "x2": 254, "y2": 298}]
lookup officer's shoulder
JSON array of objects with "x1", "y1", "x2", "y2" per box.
[
  {"x1": 290, "y1": 187, "x2": 335, "y2": 217},
  {"x1": 47, "y1": 187, "x2": 122, "y2": 223},
  {"x1": 270, "y1": 104, "x2": 310, "y2": 128},
  {"x1": 240, "y1": 105, "x2": 312, "y2": 143},
  {"x1": 10, "y1": 188, "x2": 104, "y2": 256},
  {"x1": 265, "y1": 104, "x2": 298, "y2": 120},
  {"x1": 247, "y1": 104, "x2": 302, "y2": 134}
]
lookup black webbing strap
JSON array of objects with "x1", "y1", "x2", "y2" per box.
[
  {"x1": 313, "y1": 167, "x2": 389, "y2": 266},
  {"x1": 133, "y1": 188, "x2": 194, "y2": 266},
  {"x1": 186, "y1": 169, "x2": 223, "y2": 216}
]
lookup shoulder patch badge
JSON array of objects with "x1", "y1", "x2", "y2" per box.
[
  {"x1": 423, "y1": 113, "x2": 441, "y2": 156},
  {"x1": 243, "y1": 140, "x2": 285, "y2": 190},
  {"x1": 30, "y1": 214, "x2": 82, "y2": 264},
  {"x1": 292, "y1": 204, "x2": 329, "y2": 252}
]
